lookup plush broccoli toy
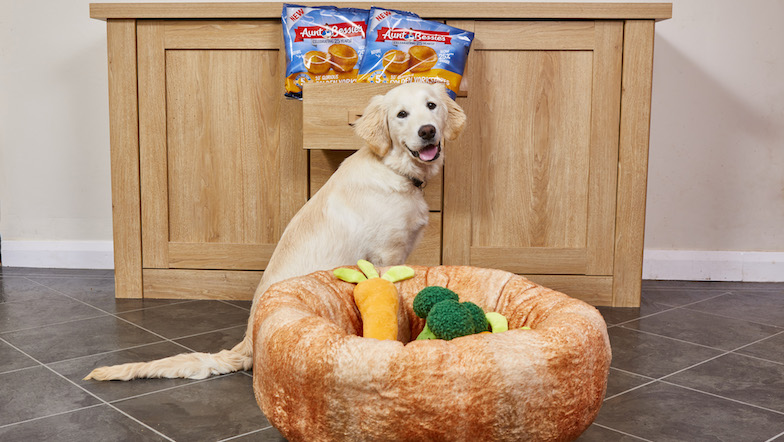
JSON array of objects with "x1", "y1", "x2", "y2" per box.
[{"x1": 414, "y1": 286, "x2": 507, "y2": 341}]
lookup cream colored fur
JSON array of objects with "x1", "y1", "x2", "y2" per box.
[{"x1": 84, "y1": 83, "x2": 466, "y2": 381}]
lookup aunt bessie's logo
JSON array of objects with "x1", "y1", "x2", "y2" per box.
[
  {"x1": 294, "y1": 22, "x2": 367, "y2": 42},
  {"x1": 376, "y1": 27, "x2": 452, "y2": 44}
]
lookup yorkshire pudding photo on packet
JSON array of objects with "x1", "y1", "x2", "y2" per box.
[
  {"x1": 356, "y1": 7, "x2": 474, "y2": 99},
  {"x1": 328, "y1": 44, "x2": 359, "y2": 73},
  {"x1": 408, "y1": 45, "x2": 438, "y2": 72},
  {"x1": 304, "y1": 50, "x2": 330, "y2": 74},
  {"x1": 382, "y1": 49, "x2": 410, "y2": 74},
  {"x1": 282, "y1": 4, "x2": 369, "y2": 98}
]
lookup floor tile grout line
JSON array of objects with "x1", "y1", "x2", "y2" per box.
[
  {"x1": 658, "y1": 379, "x2": 784, "y2": 417},
  {"x1": 610, "y1": 291, "x2": 733, "y2": 328},
  {"x1": 766, "y1": 430, "x2": 784, "y2": 442},
  {"x1": 0, "y1": 313, "x2": 112, "y2": 336},
  {"x1": 217, "y1": 299, "x2": 252, "y2": 312},
  {"x1": 0, "y1": 403, "x2": 106, "y2": 431},
  {"x1": 23, "y1": 275, "x2": 198, "y2": 315},
  {"x1": 108, "y1": 315, "x2": 199, "y2": 353},
  {"x1": 611, "y1": 303, "x2": 783, "y2": 356},
  {"x1": 23, "y1": 277, "x2": 201, "y2": 354},
  {"x1": 589, "y1": 423, "x2": 654, "y2": 441},
  {"x1": 655, "y1": 351, "x2": 732, "y2": 382},
  {"x1": 105, "y1": 307, "x2": 255, "y2": 355},
  {"x1": 0, "y1": 364, "x2": 43, "y2": 377},
  {"x1": 610, "y1": 328, "x2": 784, "y2": 398},
  {"x1": 642, "y1": 285, "x2": 746, "y2": 292},
  {"x1": 172, "y1": 323, "x2": 247, "y2": 342},
  {"x1": 726, "y1": 329, "x2": 784, "y2": 366},
  {"x1": 24, "y1": 274, "x2": 117, "y2": 281},
  {"x1": 606, "y1": 306, "x2": 681, "y2": 328},
  {"x1": 41, "y1": 341, "x2": 176, "y2": 367},
  {"x1": 20, "y1": 277, "x2": 253, "y2": 369},
  {"x1": 603, "y1": 349, "x2": 734, "y2": 402},
  {"x1": 615, "y1": 325, "x2": 735, "y2": 352},
  {"x1": 602, "y1": 379, "x2": 659, "y2": 402},
  {"x1": 678, "y1": 304, "x2": 784, "y2": 330},
  {"x1": 608, "y1": 366, "x2": 657, "y2": 381},
  {"x1": 729, "y1": 350, "x2": 784, "y2": 367},
  {"x1": 217, "y1": 425, "x2": 273, "y2": 441},
  {"x1": 107, "y1": 372, "x2": 240, "y2": 404},
  {"x1": 643, "y1": 282, "x2": 784, "y2": 289},
  {"x1": 614, "y1": 329, "x2": 784, "y2": 414},
  {"x1": 725, "y1": 329, "x2": 784, "y2": 355},
  {"x1": 0, "y1": 336, "x2": 176, "y2": 441},
  {"x1": 1, "y1": 271, "x2": 114, "y2": 279},
  {"x1": 606, "y1": 345, "x2": 784, "y2": 413},
  {"x1": 110, "y1": 299, "x2": 198, "y2": 315},
  {"x1": 24, "y1": 277, "x2": 254, "y2": 354}
]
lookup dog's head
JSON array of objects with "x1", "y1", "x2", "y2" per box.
[{"x1": 353, "y1": 83, "x2": 466, "y2": 180}]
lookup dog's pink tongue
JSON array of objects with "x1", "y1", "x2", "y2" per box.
[{"x1": 419, "y1": 144, "x2": 439, "y2": 161}]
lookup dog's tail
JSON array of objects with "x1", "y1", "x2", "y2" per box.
[
  {"x1": 84, "y1": 269, "x2": 278, "y2": 381},
  {"x1": 83, "y1": 333, "x2": 254, "y2": 381}
]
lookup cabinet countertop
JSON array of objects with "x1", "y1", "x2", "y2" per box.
[{"x1": 90, "y1": 2, "x2": 671, "y2": 21}]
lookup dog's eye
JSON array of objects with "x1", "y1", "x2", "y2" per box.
[
  {"x1": 397, "y1": 110, "x2": 408, "y2": 118},
  {"x1": 427, "y1": 102, "x2": 437, "y2": 110}
]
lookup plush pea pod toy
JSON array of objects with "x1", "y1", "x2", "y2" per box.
[{"x1": 334, "y1": 260, "x2": 415, "y2": 341}]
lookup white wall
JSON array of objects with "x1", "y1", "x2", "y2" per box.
[
  {"x1": 642, "y1": 0, "x2": 784, "y2": 280},
  {"x1": 1, "y1": 0, "x2": 783, "y2": 279}
]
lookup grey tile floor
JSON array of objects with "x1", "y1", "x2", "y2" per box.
[{"x1": 1, "y1": 267, "x2": 782, "y2": 441}]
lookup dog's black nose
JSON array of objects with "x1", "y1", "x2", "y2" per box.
[{"x1": 418, "y1": 125, "x2": 436, "y2": 140}]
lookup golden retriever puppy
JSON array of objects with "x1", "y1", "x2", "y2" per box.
[{"x1": 85, "y1": 83, "x2": 466, "y2": 381}]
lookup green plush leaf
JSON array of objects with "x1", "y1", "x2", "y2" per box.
[
  {"x1": 415, "y1": 323, "x2": 437, "y2": 340},
  {"x1": 333, "y1": 268, "x2": 367, "y2": 284},
  {"x1": 381, "y1": 265, "x2": 415, "y2": 283},
  {"x1": 485, "y1": 312, "x2": 509, "y2": 334},
  {"x1": 357, "y1": 260, "x2": 379, "y2": 279}
]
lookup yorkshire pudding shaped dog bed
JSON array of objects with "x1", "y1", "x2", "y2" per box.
[{"x1": 253, "y1": 266, "x2": 611, "y2": 442}]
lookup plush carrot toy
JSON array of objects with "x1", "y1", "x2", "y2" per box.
[{"x1": 334, "y1": 260, "x2": 415, "y2": 341}]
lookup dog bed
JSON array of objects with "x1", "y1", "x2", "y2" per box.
[{"x1": 252, "y1": 266, "x2": 611, "y2": 441}]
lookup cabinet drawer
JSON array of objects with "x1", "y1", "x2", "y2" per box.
[
  {"x1": 303, "y1": 83, "x2": 396, "y2": 150},
  {"x1": 310, "y1": 149, "x2": 442, "y2": 211}
]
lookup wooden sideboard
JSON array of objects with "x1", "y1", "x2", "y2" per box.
[{"x1": 91, "y1": 2, "x2": 671, "y2": 306}]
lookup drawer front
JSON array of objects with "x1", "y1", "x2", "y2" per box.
[{"x1": 303, "y1": 83, "x2": 397, "y2": 150}]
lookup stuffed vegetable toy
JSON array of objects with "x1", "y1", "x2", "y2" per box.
[
  {"x1": 413, "y1": 286, "x2": 512, "y2": 340},
  {"x1": 334, "y1": 260, "x2": 414, "y2": 341}
]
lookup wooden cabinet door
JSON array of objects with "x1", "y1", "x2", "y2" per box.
[
  {"x1": 137, "y1": 20, "x2": 305, "y2": 271},
  {"x1": 443, "y1": 21, "x2": 622, "y2": 277}
]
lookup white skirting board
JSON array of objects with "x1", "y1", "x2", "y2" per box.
[
  {"x1": 1, "y1": 242, "x2": 783, "y2": 281},
  {"x1": 643, "y1": 250, "x2": 784, "y2": 282},
  {"x1": 1, "y1": 241, "x2": 114, "y2": 269}
]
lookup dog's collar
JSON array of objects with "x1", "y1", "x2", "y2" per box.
[
  {"x1": 395, "y1": 170, "x2": 426, "y2": 190},
  {"x1": 410, "y1": 176, "x2": 426, "y2": 189}
]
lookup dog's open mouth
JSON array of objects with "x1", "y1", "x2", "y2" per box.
[{"x1": 408, "y1": 142, "x2": 441, "y2": 162}]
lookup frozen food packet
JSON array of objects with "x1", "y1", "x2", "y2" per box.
[
  {"x1": 357, "y1": 7, "x2": 474, "y2": 98},
  {"x1": 282, "y1": 4, "x2": 369, "y2": 99}
]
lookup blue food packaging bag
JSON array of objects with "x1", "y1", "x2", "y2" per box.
[
  {"x1": 282, "y1": 4, "x2": 369, "y2": 98},
  {"x1": 357, "y1": 7, "x2": 474, "y2": 98}
]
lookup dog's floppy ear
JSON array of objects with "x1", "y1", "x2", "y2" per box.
[
  {"x1": 353, "y1": 94, "x2": 391, "y2": 157},
  {"x1": 437, "y1": 85, "x2": 467, "y2": 141}
]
